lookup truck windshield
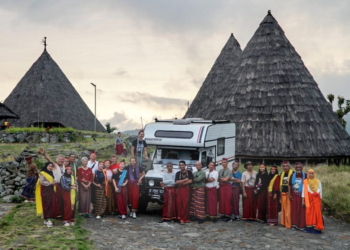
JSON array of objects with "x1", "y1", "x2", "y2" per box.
[{"x1": 153, "y1": 148, "x2": 199, "y2": 167}]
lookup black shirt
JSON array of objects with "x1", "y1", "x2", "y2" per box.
[
  {"x1": 281, "y1": 171, "x2": 294, "y2": 193},
  {"x1": 132, "y1": 139, "x2": 147, "y2": 157},
  {"x1": 112, "y1": 169, "x2": 129, "y2": 183},
  {"x1": 175, "y1": 170, "x2": 194, "y2": 182},
  {"x1": 127, "y1": 165, "x2": 144, "y2": 180}
]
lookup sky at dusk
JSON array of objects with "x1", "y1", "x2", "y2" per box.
[{"x1": 1, "y1": 0, "x2": 350, "y2": 131}]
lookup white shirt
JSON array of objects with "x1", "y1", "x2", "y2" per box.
[
  {"x1": 52, "y1": 165, "x2": 65, "y2": 183},
  {"x1": 106, "y1": 169, "x2": 113, "y2": 180},
  {"x1": 162, "y1": 172, "x2": 176, "y2": 187},
  {"x1": 205, "y1": 170, "x2": 218, "y2": 188},
  {"x1": 302, "y1": 181, "x2": 322, "y2": 199},
  {"x1": 88, "y1": 160, "x2": 99, "y2": 174}
]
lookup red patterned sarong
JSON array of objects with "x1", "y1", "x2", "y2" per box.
[
  {"x1": 62, "y1": 189, "x2": 74, "y2": 222},
  {"x1": 231, "y1": 186, "x2": 240, "y2": 216},
  {"x1": 190, "y1": 187, "x2": 205, "y2": 219},
  {"x1": 41, "y1": 185, "x2": 55, "y2": 220},
  {"x1": 267, "y1": 190, "x2": 279, "y2": 225},
  {"x1": 243, "y1": 186, "x2": 257, "y2": 220},
  {"x1": 206, "y1": 187, "x2": 218, "y2": 218},
  {"x1": 162, "y1": 186, "x2": 176, "y2": 220},
  {"x1": 128, "y1": 182, "x2": 140, "y2": 211},
  {"x1": 291, "y1": 190, "x2": 306, "y2": 230},
  {"x1": 219, "y1": 183, "x2": 232, "y2": 216},
  {"x1": 257, "y1": 188, "x2": 267, "y2": 222},
  {"x1": 53, "y1": 184, "x2": 63, "y2": 219},
  {"x1": 116, "y1": 186, "x2": 128, "y2": 215},
  {"x1": 176, "y1": 186, "x2": 190, "y2": 223},
  {"x1": 116, "y1": 144, "x2": 123, "y2": 155}
]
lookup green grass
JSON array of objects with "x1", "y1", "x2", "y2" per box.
[
  {"x1": 0, "y1": 203, "x2": 94, "y2": 249},
  {"x1": 5, "y1": 127, "x2": 76, "y2": 133}
]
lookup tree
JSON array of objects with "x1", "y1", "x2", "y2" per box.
[
  {"x1": 105, "y1": 123, "x2": 117, "y2": 134},
  {"x1": 327, "y1": 94, "x2": 350, "y2": 128}
]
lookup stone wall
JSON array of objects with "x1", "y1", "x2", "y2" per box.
[{"x1": 0, "y1": 131, "x2": 85, "y2": 143}]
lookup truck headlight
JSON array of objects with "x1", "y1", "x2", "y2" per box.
[{"x1": 148, "y1": 180, "x2": 155, "y2": 187}]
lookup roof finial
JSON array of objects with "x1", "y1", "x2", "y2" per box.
[
  {"x1": 268, "y1": 10, "x2": 271, "y2": 15},
  {"x1": 42, "y1": 37, "x2": 47, "y2": 50}
]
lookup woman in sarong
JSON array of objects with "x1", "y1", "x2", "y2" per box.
[
  {"x1": 254, "y1": 164, "x2": 269, "y2": 223},
  {"x1": 60, "y1": 166, "x2": 76, "y2": 226},
  {"x1": 78, "y1": 157, "x2": 93, "y2": 217},
  {"x1": 104, "y1": 160, "x2": 117, "y2": 214},
  {"x1": 113, "y1": 161, "x2": 129, "y2": 219},
  {"x1": 267, "y1": 166, "x2": 280, "y2": 226},
  {"x1": 302, "y1": 169, "x2": 323, "y2": 234},
  {"x1": 21, "y1": 156, "x2": 38, "y2": 202},
  {"x1": 35, "y1": 162, "x2": 56, "y2": 228},
  {"x1": 93, "y1": 162, "x2": 107, "y2": 219}
]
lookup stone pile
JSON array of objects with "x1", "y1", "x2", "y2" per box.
[{"x1": 0, "y1": 131, "x2": 83, "y2": 143}]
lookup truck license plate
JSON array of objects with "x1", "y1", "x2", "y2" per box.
[{"x1": 149, "y1": 189, "x2": 164, "y2": 195}]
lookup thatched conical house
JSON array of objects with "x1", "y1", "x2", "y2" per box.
[
  {"x1": 4, "y1": 48, "x2": 105, "y2": 132},
  {"x1": 0, "y1": 102, "x2": 19, "y2": 120},
  {"x1": 185, "y1": 33, "x2": 242, "y2": 117},
  {"x1": 185, "y1": 11, "x2": 350, "y2": 162}
]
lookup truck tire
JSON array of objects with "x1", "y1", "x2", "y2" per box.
[{"x1": 138, "y1": 194, "x2": 149, "y2": 213}]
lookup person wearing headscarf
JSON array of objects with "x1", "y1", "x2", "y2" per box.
[
  {"x1": 254, "y1": 164, "x2": 269, "y2": 223},
  {"x1": 302, "y1": 169, "x2": 323, "y2": 234},
  {"x1": 241, "y1": 161, "x2": 258, "y2": 221},
  {"x1": 35, "y1": 162, "x2": 56, "y2": 228},
  {"x1": 279, "y1": 160, "x2": 294, "y2": 229},
  {"x1": 267, "y1": 166, "x2": 280, "y2": 226},
  {"x1": 289, "y1": 162, "x2": 307, "y2": 231},
  {"x1": 93, "y1": 162, "x2": 107, "y2": 219},
  {"x1": 127, "y1": 157, "x2": 145, "y2": 219},
  {"x1": 190, "y1": 162, "x2": 206, "y2": 224},
  {"x1": 112, "y1": 161, "x2": 129, "y2": 219},
  {"x1": 21, "y1": 156, "x2": 38, "y2": 202},
  {"x1": 60, "y1": 166, "x2": 76, "y2": 226},
  {"x1": 218, "y1": 158, "x2": 233, "y2": 222},
  {"x1": 78, "y1": 157, "x2": 93, "y2": 217}
]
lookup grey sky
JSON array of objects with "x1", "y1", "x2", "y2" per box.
[{"x1": 1, "y1": 0, "x2": 349, "y2": 131}]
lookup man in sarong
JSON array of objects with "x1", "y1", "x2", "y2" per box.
[
  {"x1": 69, "y1": 153, "x2": 78, "y2": 180},
  {"x1": 127, "y1": 157, "x2": 145, "y2": 219},
  {"x1": 115, "y1": 132, "x2": 123, "y2": 155},
  {"x1": 159, "y1": 162, "x2": 176, "y2": 223},
  {"x1": 231, "y1": 161, "x2": 242, "y2": 220},
  {"x1": 280, "y1": 160, "x2": 293, "y2": 229},
  {"x1": 205, "y1": 162, "x2": 218, "y2": 223},
  {"x1": 218, "y1": 158, "x2": 232, "y2": 222},
  {"x1": 21, "y1": 156, "x2": 38, "y2": 202},
  {"x1": 290, "y1": 162, "x2": 306, "y2": 231},
  {"x1": 175, "y1": 160, "x2": 193, "y2": 225},
  {"x1": 190, "y1": 161, "x2": 206, "y2": 224},
  {"x1": 241, "y1": 161, "x2": 258, "y2": 221}
]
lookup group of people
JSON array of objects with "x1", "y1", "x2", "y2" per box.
[{"x1": 160, "y1": 159, "x2": 324, "y2": 234}]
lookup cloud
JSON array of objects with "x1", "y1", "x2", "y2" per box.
[
  {"x1": 119, "y1": 92, "x2": 188, "y2": 109},
  {"x1": 100, "y1": 111, "x2": 140, "y2": 131},
  {"x1": 114, "y1": 68, "x2": 128, "y2": 77}
]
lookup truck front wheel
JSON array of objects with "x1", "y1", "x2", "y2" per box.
[{"x1": 138, "y1": 194, "x2": 150, "y2": 213}]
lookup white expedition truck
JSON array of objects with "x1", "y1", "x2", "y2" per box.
[{"x1": 138, "y1": 118, "x2": 236, "y2": 212}]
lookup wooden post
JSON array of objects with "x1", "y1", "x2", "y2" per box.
[{"x1": 305, "y1": 159, "x2": 308, "y2": 166}]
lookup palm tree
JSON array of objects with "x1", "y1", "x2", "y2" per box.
[
  {"x1": 327, "y1": 94, "x2": 350, "y2": 128},
  {"x1": 105, "y1": 123, "x2": 117, "y2": 134}
]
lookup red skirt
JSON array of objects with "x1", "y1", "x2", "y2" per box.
[
  {"x1": 231, "y1": 186, "x2": 240, "y2": 216},
  {"x1": 41, "y1": 185, "x2": 55, "y2": 220},
  {"x1": 243, "y1": 186, "x2": 257, "y2": 220},
  {"x1": 206, "y1": 187, "x2": 218, "y2": 218},
  {"x1": 128, "y1": 182, "x2": 140, "y2": 210},
  {"x1": 291, "y1": 190, "x2": 306, "y2": 230},
  {"x1": 62, "y1": 189, "x2": 74, "y2": 222},
  {"x1": 116, "y1": 186, "x2": 128, "y2": 215},
  {"x1": 267, "y1": 190, "x2": 279, "y2": 224},
  {"x1": 116, "y1": 144, "x2": 123, "y2": 155},
  {"x1": 257, "y1": 188, "x2": 267, "y2": 222},
  {"x1": 176, "y1": 186, "x2": 190, "y2": 223},
  {"x1": 190, "y1": 187, "x2": 206, "y2": 219},
  {"x1": 52, "y1": 184, "x2": 63, "y2": 219},
  {"x1": 162, "y1": 186, "x2": 176, "y2": 220},
  {"x1": 219, "y1": 183, "x2": 232, "y2": 216}
]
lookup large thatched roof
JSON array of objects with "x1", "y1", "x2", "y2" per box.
[
  {"x1": 4, "y1": 49, "x2": 105, "y2": 132},
  {"x1": 185, "y1": 11, "x2": 350, "y2": 158},
  {"x1": 0, "y1": 102, "x2": 19, "y2": 120},
  {"x1": 185, "y1": 33, "x2": 242, "y2": 117}
]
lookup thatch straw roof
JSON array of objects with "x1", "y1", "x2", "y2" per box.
[
  {"x1": 0, "y1": 102, "x2": 19, "y2": 120},
  {"x1": 4, "y1": 49, "x2": 105, "y2": 132},
  {"x1": 185, "y1": 33, "x2": 242, "y2": 117},
  {"x1": 185, "y1": 11, "x2": 350, "y2": 158}
]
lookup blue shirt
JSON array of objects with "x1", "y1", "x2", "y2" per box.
[{"x1": 231, "y1": 171, "x2": 242, "y2": 187}]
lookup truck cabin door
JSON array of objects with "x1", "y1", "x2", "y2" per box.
[{"x1": 200, "y1": 148, "x2": 215, "y2": 168}]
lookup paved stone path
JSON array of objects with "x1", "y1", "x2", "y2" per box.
[{"x1": 83, "y1": 203, "x2": 350, "y2": 250}]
